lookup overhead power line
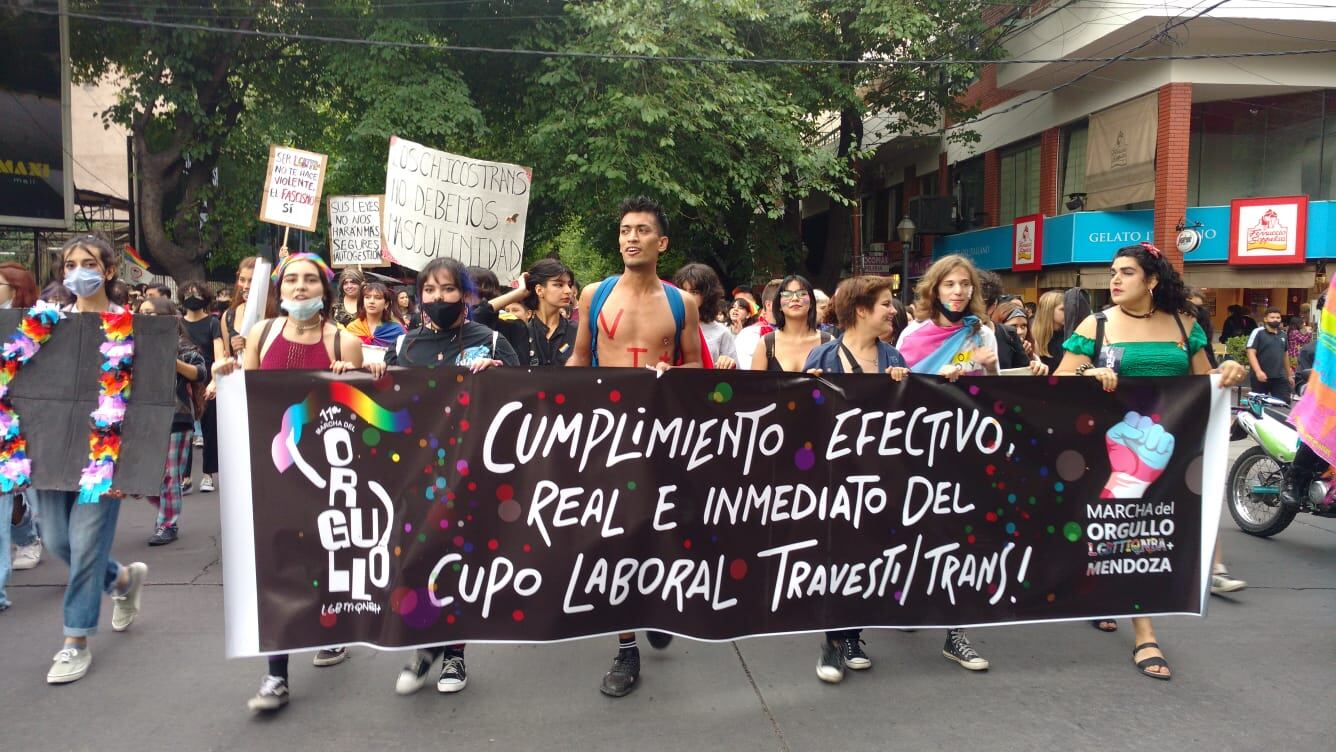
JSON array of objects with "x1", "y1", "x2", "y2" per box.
[{"x1": 16, "y1": 4, "x2": 1336, "y2": 68}]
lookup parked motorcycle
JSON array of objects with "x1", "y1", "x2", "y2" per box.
[{"x1": 1227, "y1": 392, "x2": 1336, "y2": 537}]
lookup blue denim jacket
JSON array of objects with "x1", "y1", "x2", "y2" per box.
[{"x1": 803, "y1": 336, "x2": 907, "y2": 373}]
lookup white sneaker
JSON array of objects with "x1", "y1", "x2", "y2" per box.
[
  {"x1": 47, "y1": 646, "x2": 92, "y2": 684},
  {"x1": 11, "y1": 540, "x2": 41, "y2": 570},
  {"x1": 192, "y1": 434, "x2": 204, "y2": 448},
  {"x1": 111, "y1": 562, "x2": 148, "y2": 632},
  {"x1": 247, "y1": 675, "x2": 290, "y2": 712},
  {"x1": 395, "y1": 649, "x2": 435, "y2": 695},
  {"x1": 200, "y1": 475, "x2": 216, "y2": 493},
  {"x1": 1211, "y1": 570, "x2": 1247, "y2": 594}
]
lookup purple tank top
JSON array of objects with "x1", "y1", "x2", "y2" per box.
[{"x1": 260, "y1": 326, "x2": 332, "y2": 370}]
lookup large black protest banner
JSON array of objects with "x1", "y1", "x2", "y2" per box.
[{"x1": 218, "y1": 368, "x2": 1229, "y2": 657}]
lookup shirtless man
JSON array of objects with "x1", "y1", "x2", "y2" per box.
[{"x1": 566, "y1": 196, "x2": 703, "y2": 697}]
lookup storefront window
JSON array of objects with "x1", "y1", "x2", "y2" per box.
[
  {"x1": 1059, "y1": 121, "x2": 1088, "y2": 214},
  {"x1": 919, "y1": 171, "x2": 938, "y2": 197},
  {"x1": 954, "y1": 156, "x2": 985, "y2": 228},
  {"x1": 999, "y1": 139, "x2": 1041, "y2": 224},
  {"x1": 1189, "y1": 91, "x2": 1334, "y2": 205}
]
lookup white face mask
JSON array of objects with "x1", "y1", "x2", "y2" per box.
[
  {"x1": 281, "y1": 297, "x2": 324, "y2": 320},
  {"x1": 0, "y1": 299, "x2": 12, "y2": 310}
]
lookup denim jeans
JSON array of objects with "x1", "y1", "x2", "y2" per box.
[
  {"x1": 33, "y1": 489, "x2": 123, "y2": 637},
  {"x1": 0, "y1": 492, "x2": 39, "y2": 609}
]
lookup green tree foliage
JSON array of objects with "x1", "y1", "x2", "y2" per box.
[{"x1": 67, "y1": 0, "x2": 994, "y2": 289}]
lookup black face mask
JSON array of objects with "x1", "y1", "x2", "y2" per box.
[
  {"x1": 183, "y1": 296, "x2": 207, "y2": 311},
  {"x1": 935, "y1": 300, "x2": 968, "y2": 324},
  {"x1": 422, "y1": 300, "x2": 465, "y2": 329}
]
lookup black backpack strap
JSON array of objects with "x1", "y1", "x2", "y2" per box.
[
  {"x1": 764, "y1": 331, "x2": 777, "y2": 368},
  {"x1": 256, "y1": 317, "x2": 280, "y2": 361},
  {"x1": 838, "y1": 342, "x2": 863, "y2": 373},
  {"x1": 1172, "y1": 312, "x2": 1189, "y2": 347},
  {"x1": 1092, "y1": 311, "x2": 1107, "y2": 366}
]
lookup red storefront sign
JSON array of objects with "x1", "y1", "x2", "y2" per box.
[{"x1": 1229, "y1": 196, "x2": 1308, "y2": 266}]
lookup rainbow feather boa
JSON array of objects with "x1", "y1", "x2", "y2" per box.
[
  {"x1": 0, "y1": 302, "x2": 63, "y2": 493},
  {"x1": 77, "y1": 311, "x2": 134, "y2": 504}
]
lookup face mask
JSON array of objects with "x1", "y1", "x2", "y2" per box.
[
  {"x1": 64, "y1": 267, "x2": 105, "y2": 298},
  {"x1": 0, "y1": 299, "x2": 11, "y2": 310},
  {"x1": 280, "y1": 297, "x2": 324, "y2": 320},
  {"x1": 422, "y1": 300, "x2": 465, "y2": 329},
  {"x1": 935, "y1": 300, "x2": 968, "y2": 324},
  {"x1": 183, "y1": 296, "x2": 207, "y2": 311}
]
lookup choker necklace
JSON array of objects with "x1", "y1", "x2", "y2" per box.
[
  {"x1": 289, "y1": 317, "x2": 323, "y2": 333},
  {"x1": 1118, "y1": 305, "x2": 1156, "y2": 319}
]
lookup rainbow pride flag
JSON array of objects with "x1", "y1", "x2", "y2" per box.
[
  {"x1": 123, "y1": 244, "x2": 150, "y2": 270},
  {"x1": 1291, "y1": 274, "x2": 1336, "y2": 467}
]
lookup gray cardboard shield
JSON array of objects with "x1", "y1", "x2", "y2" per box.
[{"x1": 0, "y1": 311, "x2": 177, "y2": 496}]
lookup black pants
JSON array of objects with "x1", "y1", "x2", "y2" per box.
[
  {"x1": 1288, "y1": 442, "x2": 1328, "y2": 501},
  {"x1": 1253, "y1": 375, "x2": 1292, "y2": 403},
  {"x1": 183, "y1": 399, "x2": 219, "y2": 476},
  {"x1": 826, "y1": 629, "x2": 861, "y2": 643}
]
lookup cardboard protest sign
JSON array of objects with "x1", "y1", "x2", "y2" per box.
[
  {"x1": 218, "y1": 368, "x2": 1228, "y2": 657},
  {"x1": 328, "y1": 195, "x2": 387, "y2": 268},
  {"x1": 259, "y1": 145, "x2": 328, "y2": 232},
  {"x1": 381, "y1": 135, "x2": 530, "y2": 279},
  {"x1": 1, "y1": 312, "x2": 177, "y2": 495}
]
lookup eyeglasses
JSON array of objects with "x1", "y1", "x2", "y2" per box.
[{"x1": 778, "y1": 291, "x2": 810, "y2": 300}]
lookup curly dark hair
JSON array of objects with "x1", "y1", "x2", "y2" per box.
[
  {"x1": 1113, "y1": 244, "x2": 1190, "y2": 315},
  {"x1": 671, "y1": 262, "x2": 726, "y2": 321}
]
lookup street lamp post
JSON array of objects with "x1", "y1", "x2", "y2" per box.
[{"x1": 896, "y1": 216, "x2": 917, "y2": 305}]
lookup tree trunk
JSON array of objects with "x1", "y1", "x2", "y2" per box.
[
  {"x1": 134, "y1": 133, "x2": 206, "y2": 282},
  {"x1": 815, "y1": 107, "x2": 863, "y2": 291}
]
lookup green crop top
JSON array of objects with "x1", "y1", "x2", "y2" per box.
[{"x1": 1062, "y1": 322, "x2": 1207, "y2": 377}]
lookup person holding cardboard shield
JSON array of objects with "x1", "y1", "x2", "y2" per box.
[
  {"x1": 36, "y1": 236, "x2": 150, "y2": 685},
  {"x1": 213, "y1": 252, "x2": 364, "y2": 712}
]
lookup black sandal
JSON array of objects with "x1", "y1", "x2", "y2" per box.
[
  {"x1": 1092, "y1": 619, "x2": 1118, "y2": 632},
  {"x1": 1133, "y1": 641, "x2": 1171, "y2": 680}
]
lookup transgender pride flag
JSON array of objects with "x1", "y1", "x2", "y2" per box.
[{"x1": 1292, "y1": 275, "x2": 1336, "y2": 466}]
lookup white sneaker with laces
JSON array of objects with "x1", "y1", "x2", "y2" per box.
[
  {"x1": 47, "y1": 646, "x2": 92, "y2": 684},
  {"x1": 111, "y1": 562, "x2": 148, "y2": 632},
  {"x1": 1211, "y1": 570, "x2": 1247, "y2": 594},
  {"x1": 200, "y1": 475, "x2": 216, "y2": 493},
  {"x1": 12, "y1": 540, "x2": 42, "y2": 570},
  {"x1": 247, "y1": 675, "x2": 290, "y2": 712}
]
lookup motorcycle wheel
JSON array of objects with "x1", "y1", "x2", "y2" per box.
[{"x1": 1227, "y1": 446, "x2": 1298, "y2": 537}]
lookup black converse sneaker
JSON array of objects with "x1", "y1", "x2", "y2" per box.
[
  {"x1": 313, "y1": 647, "x2": 348, "y2": 667},
  {"x1": 395, "y1": 649, "x2": 436, "y2": 695},
  {"x1": 841, "y1": 637, "x2": 872, "y2": 670},
  {"x1": 816, "y1": 640, "x2": 844, "y2": 683},
  {"x1": 437, "y1": 653, "x2": 468, "y2": 693},
  {"x1": 599, "y1": 647, "x2": 640, "y2": 697},
  {"x1": 942, "y1": 629, "x2": 989, "y2": 670}
]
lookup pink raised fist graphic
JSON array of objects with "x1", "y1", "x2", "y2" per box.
[{"x1": 1100, "y1": 411, "x2": 1175, "y2": 499}]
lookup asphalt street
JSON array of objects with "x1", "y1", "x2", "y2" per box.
[{"x1": 1, "y1": 441, "x2": 1332, "y2": 752}]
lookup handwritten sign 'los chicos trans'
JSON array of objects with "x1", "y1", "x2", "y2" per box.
[
  {"x1": 381, "y1": 135, "x2": 530, "y2": 280},
  {"x1": 328, "y1": 195, "x2": 388, "y2": 268},
  {"x1": 259, "y1": 145, "x2": 328, "y2": 232}
]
